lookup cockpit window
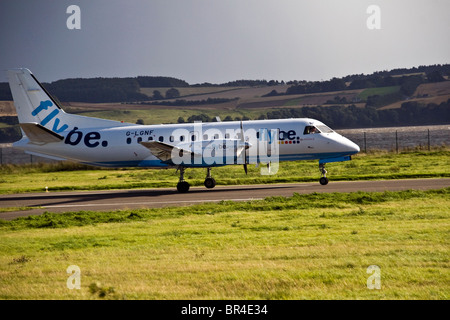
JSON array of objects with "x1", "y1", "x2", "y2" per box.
[
  {"x1": 316, "y1": 125, "x2": 334, "y2": 133},
  {"x1": 303, "y1": 126, "x2": 320, "y2": 135}
]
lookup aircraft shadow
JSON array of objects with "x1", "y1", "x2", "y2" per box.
[{"x1": 1, "y1": 184, "x2": 295, "y2": 208}]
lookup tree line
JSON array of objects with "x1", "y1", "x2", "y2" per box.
[
  {"x1": 0, "y1": 64, "x2": 448, "y2": 103},
  {"x1": 44, "y1": 78, "x2": 149, "y2": 103},
  {"x1": 283, "y1": 73, "x2": 437, "y2": 97},
  {"x1": 341, "y1": 64, "x2": 450, "y2": 83}
]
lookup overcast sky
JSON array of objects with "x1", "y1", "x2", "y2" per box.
[{"x1": 0, "y1": 0, "x2": 449, "y2": 84}]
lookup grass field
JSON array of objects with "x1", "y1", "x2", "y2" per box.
[
  {"x1": 72, "y1": 107, "x2": 265, "y2": 126},
  {"x1": 358, "y1": 86, "x2": 401, "y2": 101},
  {"x1": 0, "y1": 188, "x2": 448, "y2": 299},
  {"x1": 0, "y1": 149, "x2": 448, "y2": 194},
  {"x1": 0, "y1": 150, "x2": 449, "y2": 300}
]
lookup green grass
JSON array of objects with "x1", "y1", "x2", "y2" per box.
[
  {"x1": 0, "y1": 188, "x2": 448, "y2": 299},
  {"x1": 358, "y1": 86, "x2": 401, "y2": 100},
  {"x1": 0, "y1": 149, "x2": 448, "y2": 194}
]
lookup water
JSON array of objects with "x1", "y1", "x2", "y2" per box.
[
  {"x1": 337, "y1": 124, "x2": 450, "y2": 152},
  {"x1": 1, "y1": 125, "x2": 449, "y2": 165}
]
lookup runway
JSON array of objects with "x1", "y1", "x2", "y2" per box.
[{"x1": 1, "y1": 178, "x2": 449, "y2": 220}]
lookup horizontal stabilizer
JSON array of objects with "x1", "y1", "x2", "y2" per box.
[{"x1": 20, "y1": 123, "x2": 64, "y2": 144}]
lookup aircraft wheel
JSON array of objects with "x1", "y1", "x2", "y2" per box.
[
  {"x1": 177, "y1": 181, "x2": 190, "y2": 193},
  {"x1": 204, "y1": 177, "x2": 216, "y2": 189},
  {"x1": 319, "y1": 177, "x2": 329, "y2": 185}
]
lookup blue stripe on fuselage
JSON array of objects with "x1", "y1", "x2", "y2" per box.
[{"x1": 83, "y1": 151, "x2": 358, "y2": 168}]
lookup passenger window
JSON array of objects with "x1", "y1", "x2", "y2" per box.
[
  {"x1": 159, "y1": 136, "x2": 164, "y2": 142},
  {"x1": 180, "y1": 135, "x2": 185, "y2": 142},
  {"x1": 169, "y1": 136, "x2": 174, "y2": 142},
  {"x1": 203, "y1": 134, "x2": 208, "y2": 140},
  {"x1": 225, "y1": 133, "x2": 230, "y2": 139},
  {"x1": 304, "y1": 126, "x2": 320, "y2": 135},
  {"x1": 148, "y1": 136, "x2": 153, "y2": 141},
  {"x1": 213, "y1": 134, "x2": 219, "y2": 139},
  {"x1": 137, "y1": 137, "x2": 142, "y2": 143}
]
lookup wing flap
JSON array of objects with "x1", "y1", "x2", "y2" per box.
[{"x1": 140, "y1": 141, "x2": 200, "y2": 162}]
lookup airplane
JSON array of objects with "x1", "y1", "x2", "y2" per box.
[{"x1": 6, "y1": 68, "x2": 360, "y2": 192}]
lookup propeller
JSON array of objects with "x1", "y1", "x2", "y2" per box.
[{"x1": 240, "y1": 120, "x2": 248, "y2": 175}]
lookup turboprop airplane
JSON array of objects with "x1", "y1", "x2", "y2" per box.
[{"x1": 7, "y1": 68, "x2": 360, "y2": 192}]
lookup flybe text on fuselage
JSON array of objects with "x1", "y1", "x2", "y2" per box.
[{"x1": 65, "y1": 127, "x2": 109, "y2": 148}]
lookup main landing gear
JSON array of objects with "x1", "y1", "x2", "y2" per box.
[
  {"x1": 204, "y1": 167, "x2": 216, "y2": 189},
  {"x1": 319, "y1": 163, "x2": 329, "y2": 185},
  {"x1": 176, "y1": 167, "x2": 190, "y2": 193},
  {"x1": 176, "y1": 167, "x2": 216, "y2": 193}
]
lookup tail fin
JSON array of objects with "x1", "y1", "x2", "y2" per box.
[{"x1": 7, "y1": 68, "x2": 132, "y2": 133}]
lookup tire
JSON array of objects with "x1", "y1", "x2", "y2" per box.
[
  {"x1": 204, "y1": 177, "x2": 216, "y2": 189},
  {"x1": 319, "y1": 177, "x2": 329, "y2": 185},
  {"x1": 177, "y1": 181, "x2": 190, "y2": 193}
]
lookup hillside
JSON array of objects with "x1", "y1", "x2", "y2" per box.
[
  {"x1": 381, "y1": 81, "x2": 450, "y2": 110},
  {"x1": 1, "y1": 64, "x2": 449, "y2": 143}
]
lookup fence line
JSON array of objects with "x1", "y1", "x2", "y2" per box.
[
  {"x1": 338, "y1": 126, "x2": 448, "y2": 153},
  {"x1": 358, "y1": 129, "x2": 432, "y2": 153}
]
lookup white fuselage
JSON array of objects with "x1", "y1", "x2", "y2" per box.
[{"x1": 14, "y1": 118, "x2": 360, "y2": 168}]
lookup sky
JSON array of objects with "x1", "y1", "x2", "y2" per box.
[{"x1": 0, "y1": 0, "x2": 449, "y2": 84}]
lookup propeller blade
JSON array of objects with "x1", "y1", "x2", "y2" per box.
[
  {"x1": 240, "y1": 120, "x2": 248, "y2": 174},
  {"x1": 240, "y1": 120, "x2": 244, "y2": 142}
]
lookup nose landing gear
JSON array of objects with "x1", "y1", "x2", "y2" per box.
[
  {"x1": 319, "y1": 163, "x2": 329, "y2": 185},
  {"x1": 204, "y1": 167, "x2": 216, "y2": 189}
]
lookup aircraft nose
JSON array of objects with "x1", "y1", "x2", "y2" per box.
[{"x1": 342, "y1": 138, "x2": 360, "y2": 154}]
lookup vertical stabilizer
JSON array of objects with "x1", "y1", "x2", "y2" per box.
[{"x1": 7, "y1": 68, "x2": 132, "y2": 133}]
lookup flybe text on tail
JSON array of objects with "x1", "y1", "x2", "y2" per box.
[{"x1": 32, "y1": 100, "x2": 69, "y2": 133}]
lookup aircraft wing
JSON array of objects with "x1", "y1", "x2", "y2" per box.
[
  {"x1": 20, "y1": 123, "x2": 64, "y2": 144},
  {"x1": 140, "y1": 141, "x2": 201, "y2": 162}
]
